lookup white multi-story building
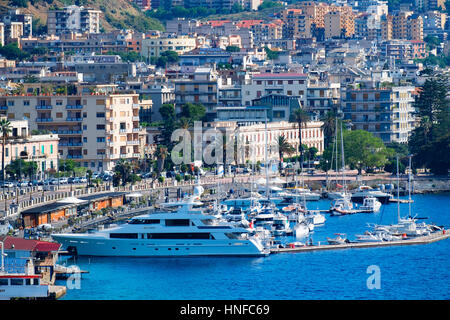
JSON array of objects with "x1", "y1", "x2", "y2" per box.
[
  {"x1": 47, "y1": 5, "x2": 101, "y2": 35},
  {"x1": 0, "y1": 90, "x2": 145, "y2": 171},
  {"x1": 241, "y1": 73, "x2": 308, "y2": 108},
  {"x1": 210, "y1": 120, "x2": 324, "y2": 164}
]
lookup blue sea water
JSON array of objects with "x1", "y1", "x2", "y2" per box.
[{"x1": 58, "y1": 193, "x2": 450, "y2": 300}]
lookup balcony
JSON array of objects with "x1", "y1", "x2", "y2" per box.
[
  {"x1": 119, "y1": 129, "x2": 127, "y2": 134},
  {"x1": 66, "y1": 105, "x2": 83, "y2": 109},
  {"x1": 107, "y1": 117, "x2": 115, "y2": 122},
  {"x1": 126, "y1": 140, "x2": 139, "y2": 145},
  {"x1": 60, "y1": 142, "x2": 83, "y2": 147},
  {"x1": 132, "y1": 104, "x2": 140, "y2": 109},
  {"x1": 0, "y1": 106, "x2": 8, "y2": 110},
  {"x1": 66, "y1": 117, "x2": 83, "y2": 122},
  {"x1": 36, "y1": 118, "x2": 53, "y2": 122},
  {"x1": 132, "y1": 116, "x2": 140, "y2": 121},
  {"x1": 120, "y1": 154, "x2": 127, "y2": 158},
  {"x1": 36, "y1": 105, "x2": 52, "y2": 110},
  {"x1": 132, "y1": 153, "x2": 141, "y2": 158},
  {"x1": 53, "y1": 130, "x2": 83, "y2": 135},
  {"x1": 67, "y1": 155, "x2": 83, "y2": 159},
  {"x1": 132, "y1": 127, "x2": 142, "y2": 133}
]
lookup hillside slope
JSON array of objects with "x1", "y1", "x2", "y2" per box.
[{"x1": 1, "y1": 0, "x2": 164, "y2": 32}]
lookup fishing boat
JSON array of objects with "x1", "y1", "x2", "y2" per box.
[
  {"x1": 52, "y1": 197, "x2": 269, "y2": 257},
  {"x1": 359, "y1": 197, "x2": 382, "y2": 213}
]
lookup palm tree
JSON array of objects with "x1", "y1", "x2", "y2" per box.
[
  {"x1": 177, "y1": 117, "x2": 191, "y2": 130},
  {"x1": 0, "y1": 119, "x2": 12, "y2": 185},
  {"x1": 289, "y1": 108, "x2": 310, "y2": 164},
  {"x1": 277, "y1": 135, "x2": 295, "y2": 173},
  {"x1": 321, "y1": 111, "x2": 337, "y2": 149},
  {"x1": 155, "y1": 145, "x2": 168, "y2": 175}
]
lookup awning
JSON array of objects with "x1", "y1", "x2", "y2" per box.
[
  {"x1": 125, "y1": 192, "x2": 143, "y2": 198},
  {"x1": 56, "y1": 197, "x2": 88, "y2": 204}
]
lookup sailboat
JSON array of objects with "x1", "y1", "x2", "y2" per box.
[
  {"x1": 370, "y1": 156, "x2": 438, "y2": 238},
  {"x1": 327, "y1": 118, "x2": 351, "y2": 200},
  {"x1": 329, "y1": 121, "x2": 357, "y2": 216}
]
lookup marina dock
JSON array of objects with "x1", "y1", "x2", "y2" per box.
[
  {"x1": 48, "y1": 285, "x2": 67, "y2": 300},
  {"x1": 271, "y1": 230, "x2": 449, "y2": 254}
]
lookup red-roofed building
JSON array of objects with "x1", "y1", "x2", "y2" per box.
[{"x1": 0, "y1": 236, "x2": 61, "y2": 285}]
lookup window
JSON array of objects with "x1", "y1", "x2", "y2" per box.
[
  {"x1": 165, "y1": 219, "x2": 190, "y2": 227},
  {"x1": 97, "y1": 137, "x2": 105, "y2": 142},
  {"x1": 7, "y1": 101, "x2": 14, "y2": 106},
  {"x1": 147, "y1": 233, "x2": 212, "y2": 239},
  {"x1": 129, "y1": 219, "x2": 160, "y2": 225},
  {"x1": 0, "y1": 279, "x2": 8, "y2": 285},
  {"x1": 83, "y1": 149, "x2": 87, "y2": 155},
  {"x1": 83, "y1": 137, "x2": 87, "y2": 143},
  {"x1": 23, "y1": 100, "x2": 30, "y2": 106},
  {"x1": 41, "y1": 146, "x2": 44, "y2": 154},
  {"x1": 96, "y1": 112, "x2": 105, "y2": 118},
  {"x1": 11, "y1": 279, "x2": 23, "y2": 285},
  {"x1": 110, "y1": 233, "x2": 138, "y2": 239},
  {"x1": 56, "y1": 112, "x2": 63, "y2": 118},
  {"x1": 96, "y1": 125, "x2": 105, "y2": 130},
  {"x1": 50, "y1": 145, "x2": 53, "y2": 154},
  {"x1": 56, "y1": 100, "x2": 63, "y2": 106}
]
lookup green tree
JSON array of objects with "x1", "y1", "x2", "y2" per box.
[
  {"x1": 155, "y1": 145, "x2": 169, "y2": 175},
  {"x1": 180, "y1": 103, "x2": 206, "y2": 122},
  {"x1": 289, "y1": 108, "x2": 310, "y2": 163},
  {"x1": 226, "y1": 46, "x2": 240, "y2": 52},
  {"x1": 409, "y1": 76, "x2": 450, "y2": 174},
  {"x1": 0, "y1": 42, "x2": 29, "y2": 61},
  {"x1": 276, "y1": 135, "x2": 295, "y2": 173},
  {"x1": 321, "y1": 111, "x2": 337, "y2": 149},
  {"x1": 343, "y1": 130, "x2": 392, "y2": 175}
]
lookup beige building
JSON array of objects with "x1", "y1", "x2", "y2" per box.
[
  {"x1": 0, "y1": 118, "x2": 59, "y2": 177},
  {"x1": 141, "y1": 35, "x2": 197, "y2": 59},
  {"x1": 0, "y1": 88, "x2": 146, "y2": 171},
  {"x1": 383, "y1": 12, "x2": 423, "y2": 41}
]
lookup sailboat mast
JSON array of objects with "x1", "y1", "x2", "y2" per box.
[
  {"x1": 408, "y1": 155, "x2": 412, "y2": 218},
  {"x1": 265, "y1": 114, "x2": 270, "y2": 201},
  {"x1": 335, "y1": 117, "x2": 339, "y2": 190},
  {"x1": 396, "y1": 156, "x2": 400, "y2": 223},
  {"x1": 340, "y1": 121, "x2": 346, "y2": 193}
]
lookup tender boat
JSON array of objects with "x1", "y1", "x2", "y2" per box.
[
  {"x1": 359, "y1": 197, "x2": 382, "y2": 213},
  {"x1": 52, "y1": 198, "x2": 269, "y2": 257},
  {"x1": 326, "y1": 233, "x2": 349, "y2": 245},
  {"x1": 330, "y1": 197, "x2": 358, "y2": 216},
  {"x1": 293, "y1": 222, "x2": 310, "y2": 238}
]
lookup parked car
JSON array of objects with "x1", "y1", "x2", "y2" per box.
[
  {"x1": 18, "y1": 181, "x2": 29, "y2": 187},
  {"x1": 59, "y1": 177, "x2": 68, "y2": 184},
  {"x1": 79, "y1": 177, "x2": 87, "y2": 183},
  {"x1": 0, "y1": 181, "x2": 15, "y2": 188}
]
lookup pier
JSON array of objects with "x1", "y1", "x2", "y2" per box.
[{"x1": 271, "y1": 230, "x2": 450, "y2": 254}]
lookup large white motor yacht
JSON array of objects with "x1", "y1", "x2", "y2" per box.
[{"x1": 52, "y1": 198, "x2": 268, "y2": 257}]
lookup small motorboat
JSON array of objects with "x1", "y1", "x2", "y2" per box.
[
  {"x1": 359, "y1": 197, "x2": 382, "y2": 213},
  {"x1": 326, "y1": 233, "x2": 349, "y2": 245},
  {"x1": 293, "y1": 222, "x2": 310, "y2": 238}
]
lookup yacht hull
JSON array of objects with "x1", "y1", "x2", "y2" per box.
[
  {"x1": 351, "y1": 195, "x2": 391, "y2": 204},
  {"x1": 52, "y1": 235, "x2": 267, "y2": 257}
]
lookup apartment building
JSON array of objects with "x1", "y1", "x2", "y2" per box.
[
  {"x1": 47, "y1": 5, "x2": 101, "y2": 36},
  {"x1": 241, "y1": 73, "x2": 308, "y2": 109},
  {"x1": 1, "y1": 9, "x2": 32, "y2": 39},
  {"x1": 141, "y1": 35, "x2": 197, "y2": 59},
  {"x1": 174, "y1": 68, "x2": 219, "y2": 120},
  {"x1": 0, "y1": 89, "x2": 145, "y2": 171},
  {"x1": 280, "y1": 8, "x2": 313, "y2": 39},
  {"x1": 343, "y1": 85, "x2": 416, "y2": 143},
  {"x1": 382, "y1": 12, "x2": 424, "y2": 41}
]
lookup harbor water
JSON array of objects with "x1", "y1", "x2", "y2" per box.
[{"x1": 57, "y1": 193, "x2": 450, "y2": 300}]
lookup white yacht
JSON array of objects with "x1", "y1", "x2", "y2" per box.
[
  {"x1": 351, "y1": 185, "x2": 392, "y2": 204},
  {"x1": 271, "y1": 214, "x2": 292, "y2": 237},
  {"x1": 0, "y1": 273, "x2": 49, "y2": 300},
  {"x1": 359, "y1": 197, "x2": 382, "y2": 213},
  {"x1": 330, "y1": 197, "x2": 357, "y2": 216},
  {"x1": 293, "y1": 222, "x2": 310, "y2": 238},
  {"x1": 289, "y1": 187, "x2": 321, "y2": 201},
  {"x1": 327, "y1": 191, "x2": 352, "y2": 200},
  {"x1": 52, "y1": 198, "x2": 268, "y2": 257},
  {"x1": 224, "y1": 207, "x2": 250, "y2": 228}
]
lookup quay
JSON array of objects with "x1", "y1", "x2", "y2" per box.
[
  {"x1": 271, "y1": 230, "x2": 450, "y2": 254},
  {"x1": 47, "y1": 285, "x2": 66, "y2": 300}
]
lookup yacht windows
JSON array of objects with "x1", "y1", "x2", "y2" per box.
[
  {"x1": 165, "y1": 219, "x2": 190, "y2": 227},
  {"x1": 225, "y1": 232, "x2": 245, "y2": 239},
  {"x1": 147, "y1": 233, "x2": 213, "y2": 239},
  {"x1": 0, "y1": 279, "x2": 8, "y2": 285},
  {"x1": 110, "y1": 233, "x2": 138, "y2": 239},
  {"x1": 129, "y1": 219, "x2": 160, "y2": 224},
  {"x1": 11, "y1": 279, "x2": 24, "y2": 285}
]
